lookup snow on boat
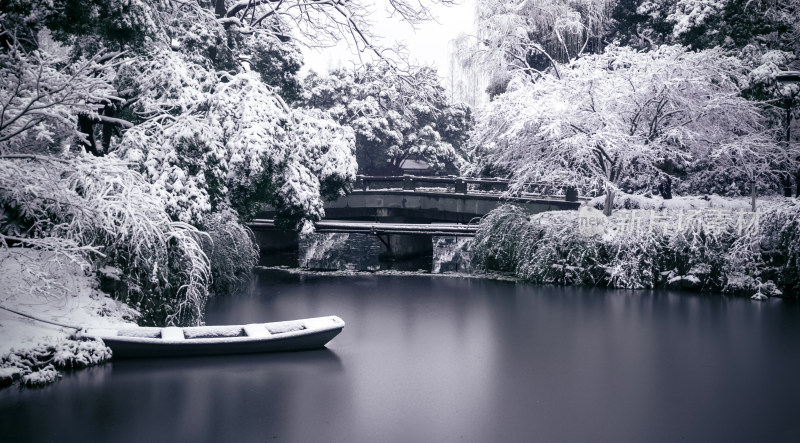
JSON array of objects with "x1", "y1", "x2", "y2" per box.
[{"x1": 78, "y1": 316, "x2": 345, "y2": 359}]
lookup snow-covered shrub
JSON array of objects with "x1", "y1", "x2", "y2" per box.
[
  {"x1": 51, "y1": 339, "x2": 113, "y2": 368},
  {"x1": 666, "y1": 231, "x2": 731, "y2": 290},
  {"x1": 23, "y1": 365, "x2": 60, "y2": 387},
  {"x1": 200, "y1": 210, "x2": 259, "y2": 296},
  {"x1": 722, "y1": 273, "x2": 760, "y2": 295},
  {"x1": 1, "y1": 339, "x2": 111, "y2": 388},
  {"x1": 606, "y1": 228, "x2": 672, "y2": 289},
  {"x1": 473, "y1": 207, "x2": 606, "y2": 285},
  {"x1": 759, "y1": 201, "x2": 800, "y2": 294},
  {"x1": 473, "y1": 202, "x2": 800, "y2": 296},
  {"x1": 515, "y1": 213, "x2": 606, "y2": 286},
  {"x1": 471, "y1": 205, "x2": 529, "y2": 273},
  {"x1": 588, "y1": 192, "x2": 757, "y2": 212}
]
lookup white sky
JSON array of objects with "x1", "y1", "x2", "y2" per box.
[{"x1": 301, "y1": 0, "x2": 476, "y2": 79}]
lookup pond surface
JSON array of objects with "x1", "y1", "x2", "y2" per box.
[{"x1": 2, "y1": 270, "x2": 800, "y2": 442}]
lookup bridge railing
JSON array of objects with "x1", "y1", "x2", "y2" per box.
[{"x1": 353, "y1": 175, "x2": 579, "y2": 201}]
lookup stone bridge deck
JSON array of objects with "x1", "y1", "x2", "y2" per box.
[{"x1": 324, "y1": 189, "x2": 581, "y2": 223}]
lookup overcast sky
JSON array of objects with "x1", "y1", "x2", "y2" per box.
[{"x1": 301, "y1": 0, "x2": 476, "y2": 78}]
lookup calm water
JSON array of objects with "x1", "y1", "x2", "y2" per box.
[{"x1": 2, "y1": 270, "x2": 800, "y2": 442}]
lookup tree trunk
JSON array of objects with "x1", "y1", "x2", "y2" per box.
[
  {"x1": 101, "y1": 105, "x2": 116, "y2": 152},
  {"x1": 795, "y1": 171, "x2": 800, "y2": 198},
  {"x1": 603, "y1": 186, "x2": 615, "y2": 216},
  {"x1": 78, "y1": 114, "x2": 102, "y2": 157},
  {"x1": 787, "y1": 107, "x2": 792, "y2": 144},
  {"x1": 751, "y1": 180, "x2": 756, "y2": 213},
  {"x1": 215, "y1": 0, "x2": 227, "y2": 18}
]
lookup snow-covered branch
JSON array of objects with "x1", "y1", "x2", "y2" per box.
[{"x1": 0, "y1": 39, "x2": 116, "y2": 153}]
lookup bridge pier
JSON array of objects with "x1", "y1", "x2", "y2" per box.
[
  {"x1": 254, "y1": 230, "x2": 299, "y2": 253},
  {"x1": 378, "y1": 234, "x2": 432, "y2": 259},
  {"x1": 455, "y1": 179, "x2": 468, "y2": 194},
  {"x1": 253, "y1": 229, "x2": 460, "y2": 271}
]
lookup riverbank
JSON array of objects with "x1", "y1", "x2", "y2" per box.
[{"x1": 0, "y1": 250, "x2": 137, "y2": 388}]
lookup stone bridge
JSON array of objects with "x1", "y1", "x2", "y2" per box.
[
  {"x1": 250, "y1": 175, "x2": 583, "y2": 269},
  {"x1": 264, "y1": 175, "x2": 582, "y2": 224}
]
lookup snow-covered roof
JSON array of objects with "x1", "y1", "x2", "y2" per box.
[{"x1": 400, "y1": 159, "x2": 429, "y2": 170}]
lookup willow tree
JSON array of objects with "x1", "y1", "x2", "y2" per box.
[{"x1": 456, "y1": 0, "x2": 616, "y2": 96}]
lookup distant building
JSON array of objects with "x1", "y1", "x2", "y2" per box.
[{"x1": 400, "y1": 159, "x2": 432, "y2": 176}]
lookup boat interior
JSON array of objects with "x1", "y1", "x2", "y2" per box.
[{"x1": 110, "y1": 320, "x2": 309, "y2": 340}]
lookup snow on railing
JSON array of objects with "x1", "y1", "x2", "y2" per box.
[{"x1": 353, "y1": 175, "x2": 579, "y2": 201}]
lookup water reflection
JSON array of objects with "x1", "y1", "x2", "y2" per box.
[{"x1": 2, "y1": 271, "x2": 800, "y2": 442}]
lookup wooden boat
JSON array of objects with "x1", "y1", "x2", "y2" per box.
[{"x1": 78, "y1": 316, "x2": 344, "y2": 359}]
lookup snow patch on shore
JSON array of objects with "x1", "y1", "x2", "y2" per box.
[{"x1": 0, "y1": 249, "x2": 137, "y2": 359}]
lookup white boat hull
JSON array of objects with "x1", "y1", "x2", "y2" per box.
[{"x1": 79, "y1": 316, "x2": 345, "y2": 359}]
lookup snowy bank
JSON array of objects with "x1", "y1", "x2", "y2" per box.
[
  {"x1": 0, "y1": 249, "x2": 137, "y2": 388},
  {"x1": 472, "y1": 197, "x2": 800, "y2": 298},
  {"x1": 587, "y1": 192, "x2": 782, "y2": 212}
]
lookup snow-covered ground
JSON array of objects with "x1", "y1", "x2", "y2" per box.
[{"x1": 0, "y1": 249, "x2": 137, "y2": 358}]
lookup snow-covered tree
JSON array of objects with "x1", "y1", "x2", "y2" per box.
[
  {"x1": 116, "y1": 67, "x2": 356, "y2": 231},
  {"x1": 471, "y1": 45, "x2": 783, "y2": 215},
  {"x1": 3, "y1": 0, "x2": 462, "y2": 224},
  {"x1": 301, "y1": 64, "x2": 472, "y2": 175},
  {"x1": 606, "y1": 0, "x2": 800, "y2": 195},
  {"x1": 607, "y1": 0, "x2": 800, "y2": 123},
  {"x1": 456, "y1": 0, "x2": 616, "y2": 96},
  {"x1": 0, "y1": 0, "x2": 359, "y2": 230},
  {"x1": 212, "y1": 0, "x2": 456, "y2": 62},
  {"x1": 607, "y1": 0, "x2": 800, "y2": 52},
  {"x1": 667, "y1": 0, "x2": 800, "y2": 51},
  {"x1": 709, "y1": 136, "x2": 792, "y2": 211},
  {"x1": 743, "y1": 48, "x2": 800, "y2": 148}
]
